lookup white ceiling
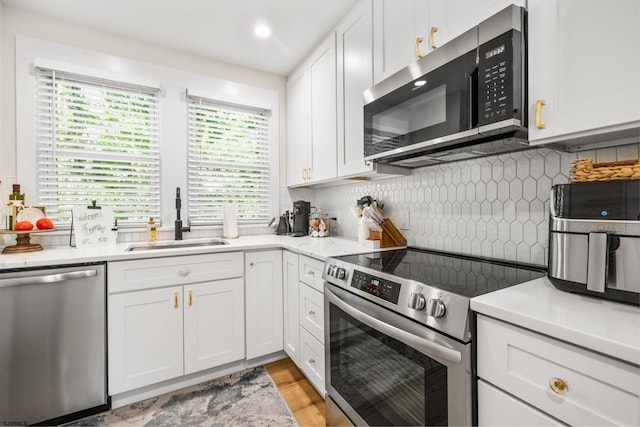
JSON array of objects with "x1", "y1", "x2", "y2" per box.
[{"x1": 1, "y1": 0, "x2": 359, "y2": 76}]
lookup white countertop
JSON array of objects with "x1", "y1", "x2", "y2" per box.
[
  {"x1": 0, "y1": 234, "x2": 386, "y2": 270},
  {"x1": 471, "y1": 277, "x2": 640, "y2": 366}
]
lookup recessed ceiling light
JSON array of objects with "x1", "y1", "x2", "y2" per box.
[
  {"x1": 414, "y1": 80, "x2": 427, "y2": 87},
  {"x1": 255, "y1": 25, "x2": 271, "y2": 38}
]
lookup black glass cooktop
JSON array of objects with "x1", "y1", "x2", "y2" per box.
[{"x1": 334, "y1": 247, "x2": 546, "y2": 298}]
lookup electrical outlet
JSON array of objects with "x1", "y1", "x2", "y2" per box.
[{"x1": 398, "y1": 211, "x2": 410, "y2": 230}]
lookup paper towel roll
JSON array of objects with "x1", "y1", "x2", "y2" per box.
[{"x1": 223, "y1": 200, "x2": 239, "y2": 238}]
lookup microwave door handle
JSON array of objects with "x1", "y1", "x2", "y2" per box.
[{"x1": 327, "y1": 288, "x2": 462, "y2": 364}]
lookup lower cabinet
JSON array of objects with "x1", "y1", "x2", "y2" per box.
[
  {"x1": 476, "y1": 314, "x2": 640, "y2": 426},
  {"x1": 107, "y1": 253, "x2": 245, "y2": 395},
  {"x1": 245, "y1": 250, "x2": 284, "y2": 359},
  {"x1": 283, "y1": 251, "x2": 300, "y2": 365}
]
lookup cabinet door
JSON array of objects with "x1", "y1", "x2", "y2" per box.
[
  {"x1": 286, "y1": 66, "x2": 310, "y2": 186},
  {"x1": 299, "y1": 283, "x2": 324, "y2": 343},
  {"x1": 183, "y1": 278, "x2": 245, "y2": 374},
  {"x1": 428, "y1": 0, "x2": 525, "y2": 49},
  {"x1": 309, "y1": 33, "x2": 338, "y2": 183},
  {"x1": 528, "y1": 0, "x2": 640, "y2": 145},
  {"x1": 108, "y1": 286, "x2": 183, "y2": 394},
  {"x1": 478, "y1": 380, "x2": 564, "y2": 426},
  {"x1": 245, "y1": 251, "x2": 284, "y2": 359},
  {"x1": 337, "y1": 0, "x2": 375, "y2": 177},
  {"x1": 282, "y1": 251, "x2": 300, "y2": 364},
  {"x1": 373, "y1": 0, "x2": 429, "y2": 84}
]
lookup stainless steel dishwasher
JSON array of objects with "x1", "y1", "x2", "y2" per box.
[{"x1": 0, "y1": 263, "x2": 108, "y2": 425}]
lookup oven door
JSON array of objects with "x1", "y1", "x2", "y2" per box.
[{"x1": 324, "y1": 284, "x2": 471, "y2": 427}]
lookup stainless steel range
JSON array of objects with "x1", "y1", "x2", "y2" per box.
[{"x1": 323, "y1": 247, "x2": 545, "y2": 426}]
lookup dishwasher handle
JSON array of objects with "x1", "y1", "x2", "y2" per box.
[{"x1": 0, "y1": 269, "x2": 98, "y2": 288}]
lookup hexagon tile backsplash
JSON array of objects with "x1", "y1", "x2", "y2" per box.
[{"x1": 288, "y1": 143, "x2": 640, "y2": 267}]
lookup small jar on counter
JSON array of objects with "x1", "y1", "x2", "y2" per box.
[{"x1": 308, "y1": 211, "x2": 330, "y2": 238}]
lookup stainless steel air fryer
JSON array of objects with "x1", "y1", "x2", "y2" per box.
[{"x1": 548, "y1": 180, "x2": 640, "y2": 306}]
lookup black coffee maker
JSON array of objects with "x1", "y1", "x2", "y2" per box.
[{"x1": 292, "y1": 200, "x2": 310, "y2": 237}]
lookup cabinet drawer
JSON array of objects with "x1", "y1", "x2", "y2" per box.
[
  {"x1": 299, "y1": 255, "x2": 325, "y2": 292},
  {"x1": 478, "y1": 379, "x2": 563, "y2": 426},
  {"x1": 108, "y1": 252, "x2": 244, "y2": 293},
  {"x1": 299, "y1": 326, "x2": 325, "y2": 396},
  {"x1": 477, "y1": 315, "x2": 640, "y2": 426},
  {"x1": 299, "y1": 282, "x2": 324, "y2": 343}
]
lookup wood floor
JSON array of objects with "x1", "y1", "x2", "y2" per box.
[{"x1": 265, "y1": 358, "x2": 326, "y2": 427}]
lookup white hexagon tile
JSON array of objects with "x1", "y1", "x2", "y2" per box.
[{"x1": 286, "y1": 143, "x2": 640, "y2": 267}]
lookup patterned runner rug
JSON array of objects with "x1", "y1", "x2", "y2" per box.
[{"x1": 66, "y1": 366, "x2": 298, "y2": 426}]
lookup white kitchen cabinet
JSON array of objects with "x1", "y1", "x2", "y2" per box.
[
  {"x1": 299, "y1": 282, "x2": 324, "y2": 343},
  {"x1": 286, "y1": 33, "x2": 338, "y2": 186},
  {"x1": 336, "y1": 0, "x2": 375, "y2": 177},
  {"x1": 108, "y1": 286, "x2": 184, "y2": 394},
  {"x1": 298, "y1": 254, "x2": 325, "y2": 293},
  {"x1": 107, "y1": 252, "x2": 245, "y2": 395},
  {"x1": 477, "y1": 380, "x2": 563, "y2": 426},
  {"x1": 372, "y1": 0, "x2": 524, "y2": 85},
  {"x1": 183, "y1": 278, "x2": 245, "y2": 374},
  {"x1": 282, "y1": 250, "x2": 300, "y2": 365},
  {"x1": 528, "y1": 0, "x2": 640, "y2": 147},
  {"x1": 299, "y1": 326, "x2": 326, "y2": 396},
  {"x1": 476, "y1": 314, "x2": 640, "y2": 426},
  {"x1": 245, "y1": 250, "x2": 284, "y2": 359},
  {"x1": 286, "y1": 68, "x2": 310, "y2": 187}
]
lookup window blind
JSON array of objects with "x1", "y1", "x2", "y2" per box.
[
  {"x1": 187, "y1": 95, "x2": 271, "y2": 225},
  {"x1": 35, "y1": 68, "x2": 160, "y2": 227}
]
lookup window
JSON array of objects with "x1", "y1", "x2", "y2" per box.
[
  {"x1": 35, "y1": 68, "x2": 160, "y2": 227},
  {"x1": 187, "y1": 94, "x2": 271, "y2": 225}
]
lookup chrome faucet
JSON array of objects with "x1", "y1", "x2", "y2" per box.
[{"x1": 175, "y1": 187, "x2": 191, "y2": 240}]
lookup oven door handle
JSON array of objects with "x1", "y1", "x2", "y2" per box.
[{"x1": 327, "y1": 289, "x2": 462, "y2": 364}]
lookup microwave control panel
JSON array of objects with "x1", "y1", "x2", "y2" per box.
[{"x1": 478, "y1": 30, "x2": 520, "y2": 126}]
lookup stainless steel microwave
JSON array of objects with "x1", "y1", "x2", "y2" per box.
[{"x1": 364, "y1": 5, "x2": 527, "y2": 168}]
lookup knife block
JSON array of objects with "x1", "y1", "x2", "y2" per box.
[{"x1": 368, "y1": 219, "x2": 407, "y2": 248}]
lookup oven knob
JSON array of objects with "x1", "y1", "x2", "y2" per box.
[
  {"x1": 336, "y1": 268, "x2": 346, "y2": 280},
  {"x1": 426, "y1": 298, "x2": 446, "y2": 318},
  {"x1": 408, "y1": 292, "x2": 426, "y2": 310},
  {"x1": 327, "y1": 265, "x2": 336, "y2": 277}
]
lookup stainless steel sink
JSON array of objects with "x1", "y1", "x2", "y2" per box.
[{"x1": 126, "y1": 238, "x2": 228, "y2": 251}]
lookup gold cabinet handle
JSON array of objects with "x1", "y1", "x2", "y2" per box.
[
  {"x1": 549, "y1": 377, "x2": 568, "y2": 395},
  {"x1": 306, "y1": 168, "x2": 311, "y2": 180},
  {"x1": 188, "y1": 290, "x2": 193, "y2": 306},
  {"x1": 429, "y1": 26, "x2": 438, "y2": 50},
  {"x1": 415, "y1": 37, "x2": 425, "y2": 58},
  {"x1": 535, "y1": 99, "x2": 546, "y2": 129},
  {"x1": 301, "y1": 168, "x2": 306, "y2": 180},
  {"x1": 174, "y1": 291, "x2": 179, "y2": 309}
]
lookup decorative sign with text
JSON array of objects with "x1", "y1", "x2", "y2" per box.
[{"x1": 72, "y1": 206, "x2": 116, "y2": 248}]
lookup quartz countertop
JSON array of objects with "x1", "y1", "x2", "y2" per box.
[
  {"x1": 0, "y1": 234, "x2": 390, "y2": 270},
  {"x1": 471, "y1": 277, "x2": 640, "y2": 366}
]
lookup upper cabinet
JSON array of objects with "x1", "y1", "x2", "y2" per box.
[
  {"x1": 286, "y1": 33, "x2": 338, "y2": 186},
  {"x1": 528, "y1": 0, "x2": 640, "y2": 147},
  {"x1": 336, "y1": 0, "x2": 375, "y2": 176},
  {"x1": 372, "y1": 0, "x2": 524, "y2": 85}
]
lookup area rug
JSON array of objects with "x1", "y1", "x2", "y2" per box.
[{"x1": 66, "y1": 366, "x2": 298, "y2": 426}]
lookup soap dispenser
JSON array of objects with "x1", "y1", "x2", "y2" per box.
[{"x1": 148, "y1": 217, "x2": 157, "y2": 241}]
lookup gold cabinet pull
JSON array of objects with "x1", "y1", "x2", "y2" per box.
[
  {"x1": 301, "y1": 168, "x2": 306, "y2": 180},
  {"x1": 174, "y1": 292, "x2": 179, "y2": 309},
  {"x1": 188, "y1": 290, "x2": 193, "y2": 306},
  {"x1": 415, "y1": 37, "x2": 425, "y2": 58},
  {"x1": 306, "y1": 168, "x2": 311, "y2": 180},
  {"x1": 549, "y1": 377, "x2": 568, "y2": 395},
  {"x1": 429, "y1": 26, "x2": 438, "y2": 49},
  {"x1": 535, "y1": 99, "x2": 546, "y2": 129}
]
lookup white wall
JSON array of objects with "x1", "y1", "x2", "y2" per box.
[{"x1": 1, "y1": 5, "x2": 287, "y2": 226}]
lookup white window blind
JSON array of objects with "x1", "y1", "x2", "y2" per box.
[
  {"x1": 187, "y1": 94, "x2": 271, "y2": 225},
  {"x1": 36, "y1": 68, "x2": 160, "y2": 227}
]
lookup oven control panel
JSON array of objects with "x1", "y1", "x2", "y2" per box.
[{"x1": 351, "y1": 270, "x2": 401, "y2": 305}]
